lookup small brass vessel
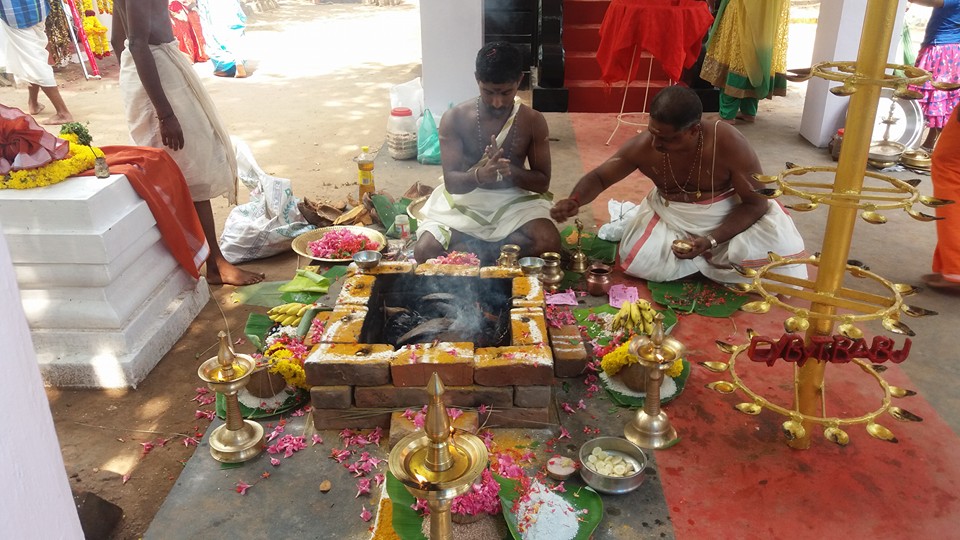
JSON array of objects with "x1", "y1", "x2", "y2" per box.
[
  {"x1": 585, "y1": 262, "x2": 612, "y2": 296},
  {"x1": 569, "y1": 218, "x2": 589, "y2": 273},
  {"x1": 497, "y1": 244, "x2": 520, "y2": 267},
  {"x1": 672, "y1": 239, "x2": 694, "y2": 254},
  {"x1": 539, "y1": 252, "x2": 563, "y2": 292}
]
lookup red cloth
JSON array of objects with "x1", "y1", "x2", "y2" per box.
[
  {"x1": 597, "y1": 0, "x2": 714, "y2": 84},
  {"x1": 170, "y1": 1, "x2": 210, "y2": 63},
  {"x1": 0, "y1": 105, "x2": 69, "y2": 174},
  {"x1": 79, "y1": 146, "x2": 209, "y2": 279}
]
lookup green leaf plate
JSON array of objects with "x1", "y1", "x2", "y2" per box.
[
  {"x1": 492, "y1": 474, "x2": 603, "y2": 540},
  {"x1": 601, "y1": 359, "x2": 691, "y2": 409},
  {"x1": 244, "y1": 312, "x2": 275, "y2": 352},
  {"x1": 386, "y1": 472, "x2": 429, "y2": 540},
  {"x1": 647, "y1": 279, "x2": 749, "y2": 318},
  {"x1": 573, "y1": 305, "x2": 678, "y2": 347}
]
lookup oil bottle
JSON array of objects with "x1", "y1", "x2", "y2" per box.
[{"x1": 356, "y1": 146, "x2": 376, "y2": 199}]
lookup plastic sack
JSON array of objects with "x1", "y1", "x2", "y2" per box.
[
  {"x1": 219, "y1": 138, "x2": 314, "y2": 264},
  {"x1": 389, "y1": 77, "x2": 424, "y2": 119},
  {"x1": 417, "y1": 109, "x2": 441, "y2": 165},
  {"x1": 597, "y1": 199, "x2": 639, "y2": 242}
]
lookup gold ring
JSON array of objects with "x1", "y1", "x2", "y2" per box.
[{"x1": 496, "y1": 171, "x2": 503, "y2": 182}]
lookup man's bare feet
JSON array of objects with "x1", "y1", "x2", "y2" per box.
[
  {"x1": 234, "y1": 64, "x2": 247, "y2": 78},
  {"x1": 736, "y1": 113, "x2": 756, "y2": 123},
  {"x1": 42, "y1": 113, "x2": 74, "y2": 125},
  {"x1": 207, "y1": 259, "x2": 266, "y2": 286},
  {"x1": 28, "y1": 103, "x2": 45, "y2": 115}
]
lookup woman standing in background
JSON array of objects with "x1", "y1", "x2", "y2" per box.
[
  {"x1": 909, "y1": 0, "x2": 960, "y2": 151},
  {"x1": 700, "y1": 0, "x2": 790, "y2": 125},
  {"x1": 196, "y1": 0, "x2": 248, "y2": 77}
]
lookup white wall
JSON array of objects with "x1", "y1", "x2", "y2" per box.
[
  {"x1": 800, "y1": 0, "x2": 908, "y2": 147},
  {"x1": 0, "y1": 226, "x2": 83, "y2": 539},
  {"x1": 419, "y1": 0, "x2": 483, "y2": 117}
]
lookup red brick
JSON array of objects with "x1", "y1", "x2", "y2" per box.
[
  {"x1": 336, "y1": 274, "x2": 376, "y2": 306},
  {"x1": 390, "y1": 342, "x2": 475, "y2": 387},
  {"x1": 550, "y1": 324, "x2": 590, "y2": 377},
  {"x1": 354, "y1": 385, "x2": 514, "y2": 409},
  {"x1": 304, "y1": 343, "x2": 393, "y2": 386},
  {"x1": 479, "y1": 407, "x2": 554, "y2": 429},
  {"x1": 510, "y1": 307, "x2": 548, "y2": 346},
  {"x1": 312, "y1": 408, "x2": 391, "y2": 430},
  {"x1": 317, "y1": 305, "x2": 368, "y2": 344},
  {"x1": 474, "y1": 345, "x2": 554, "y2": 386},
  {"x1": 388, "y1": 411, "x2": 480, "y2": 448},
  {"x1": 309, "y1": 385, "x2": 353, "y2": 409},
  {"x1": 514, "y1": 385, "x2": 552, "y2": 408}
]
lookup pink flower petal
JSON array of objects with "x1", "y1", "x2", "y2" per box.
[
  {"x1": 360, "y1": 506, "x2": 373, "y2": 522},
  {"x1": 236, "y1": 481, "x2": 251, "y2": 495},
  {"x1": 312, "y1": 434, "x2": 324, "y2": 445},
  {"x1": 270, "y1": 457, "x2": 281, "y2": 467}
]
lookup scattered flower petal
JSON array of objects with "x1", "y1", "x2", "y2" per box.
[
  {"x1": 360, "y1": 506, "x2": 373, "y2": 522},
  {"x1": 236, "y1": 481, "x2": 251, "y2": 495}
]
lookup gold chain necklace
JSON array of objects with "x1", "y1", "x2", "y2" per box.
[{"x1": 662, "y1": 127, "x2": 704, "y2": 201}]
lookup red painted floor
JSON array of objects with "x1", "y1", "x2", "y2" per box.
[{"x1": 569, "y1": 113, "x2": 960, "y2": 539}]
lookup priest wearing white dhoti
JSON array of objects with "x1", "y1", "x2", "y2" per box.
[
  {"x1": 413, "y1": 42, "x2": 561, "y2": 264},
  {"x1": 0, "y1": 0, "x2": 73, "y2": 124},
  {"x1": 111, "y1": 0, "x2": 264, "y2": 286},
  {"x1": 551, "y1": 85, "x2": 807, "y2": 284}
]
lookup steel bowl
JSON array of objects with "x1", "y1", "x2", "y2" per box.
[
  {"x1": 353, "y1": 250, "x2": 382, "y2": 271},
  {"x1": 868, "y1": 140, "x2": 905, "y2": 163},
  {"x1": 578, "y1": 436, "x2": 647, "y2": 495},
  {"x1": 519, "y1": 256, "x2": 544, "y2": 275}
]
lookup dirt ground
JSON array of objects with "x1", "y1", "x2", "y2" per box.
[{"x1": 0, "y1": 2, "x2": 425, "y2": 538}]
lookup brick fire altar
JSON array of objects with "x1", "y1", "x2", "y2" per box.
[{"x1": 304, "y1": 261, "x2": 590, "y2": 430}]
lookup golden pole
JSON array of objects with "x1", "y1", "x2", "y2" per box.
[{"x1": 789, "y1": 0, "x2": 899, "y2": 449}]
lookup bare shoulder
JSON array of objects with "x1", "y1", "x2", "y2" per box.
[
  {"x1": 519, "y1": 104, "x2": 549, "y2": 134},
  {"x1": 619, "y1": 132, "x2": 654, "y2": 164},
  {"x1": 439, "y1": 100, "x2": 473, "y2": 132}
]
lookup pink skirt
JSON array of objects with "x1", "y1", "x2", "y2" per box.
[{"x1": 913, "y1": 43, "x2": 960, "y2": 129}]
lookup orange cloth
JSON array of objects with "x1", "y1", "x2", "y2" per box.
[
  {"x1": 932, "y1": 107, "x2": 960, "y2": 282},
  {"x1": 597, "y1": 0, "x2": 714, "y2": 84},
  {"x1": 79, "y1": 146, "x2": 209, "y2": 279}
]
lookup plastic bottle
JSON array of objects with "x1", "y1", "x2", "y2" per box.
[
  {"x1": 830, "y1": 128, "x2": 845, "y2": 161},
  {"x1": 386, "y1": 107, "x2": 418, "y2": 160},
  {"x1": 394, "y1": 214, "x2": 410, "y2": 240},
  {"x1": 356, "y1": 146, "x2": 376, "y2": 199}
]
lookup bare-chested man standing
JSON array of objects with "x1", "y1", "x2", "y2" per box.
[
  {"x1": 111, "y1": 0, "x2": 263, "y2": 286},
  {"x1": 414, "y1": 42, "x2": 560, "y2": 264},
  {"x1": 551, "y1": 85, "x2": 806, "y2": 284}
]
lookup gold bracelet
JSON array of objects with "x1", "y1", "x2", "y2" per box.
[{"x1": 474, "y1": 168, "x2": 480, "y2": 184}]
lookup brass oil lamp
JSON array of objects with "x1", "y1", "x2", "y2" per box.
[
  {"x1": 623, "y1": 313, "x2": 685, "y2": 449},
  {"x1": 197, "y1": 331, "x2": 265, "y2": 463},
  {"x1": 569, "y1": 218, "x2": 589, "y2": 273},
  {"x1": 389, "y1": 373, "x2": 488, "y2": 540}
]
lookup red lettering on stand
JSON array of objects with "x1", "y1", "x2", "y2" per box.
[{"x1": 744, "y1": 334, "x2": 912, "y2": 366}]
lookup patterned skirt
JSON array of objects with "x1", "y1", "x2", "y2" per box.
[{"x1": 914, "y1": 43, "x2": 960, "y2": 129}]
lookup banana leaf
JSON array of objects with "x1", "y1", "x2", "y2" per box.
[
  {"x1": 280, "y1": 291, "x2": 323, "y2": 304},
  {"x1": 231, "y1": 280, "x2": 290, "y2": 308},
  {"x1": 573, "y1": 305, "x2": 678, "y2": 346},
  {"x1": 386, "y1": 472, "x2": 428, "y2": 540},
  {"x1": 647, "y1": 279, "x2": 749, "y2": 318},
  {"x1": 560, "y1": 225, "x2": 617, "y2": 264},
  {"x1": 277, "y1": 268, "x2": 330, "y2": 293},
  {"x1": 244, "y1": 312, "x2": 275, "y2": 351},
  {"x1": 373, "y1": 195, "x2": 418, "y2": 238},
  {"x1": 492, "y1": 474, "x2": 602, "y2": 540}
]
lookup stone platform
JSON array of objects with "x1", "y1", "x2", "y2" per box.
[{"x1": 0, "y1": 175, "x2": 209, "y2": 388}]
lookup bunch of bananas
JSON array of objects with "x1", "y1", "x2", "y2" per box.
[
  {"x1": 610, "y1": 299, "x2": 657, "y2": 335},
  {"x1": 267, "y1": 302, "x2": 310, "y2": 327}
]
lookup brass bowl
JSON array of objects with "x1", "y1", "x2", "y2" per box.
[
  {"x1": 900, "y1": 148, "x2": 931, "y2": 169},
  {"x1": 291, "y1": 226, "x2": 387, "y2": 262},
  {"x1": 406, "y1": 195, "x2": 429, "y2": 221},
  {"x1": 672, "y1": 239, "x2": 694, "y2": 254},
  {"x1": 867, "y1": 159, "x2": 898, "y2": 169}
]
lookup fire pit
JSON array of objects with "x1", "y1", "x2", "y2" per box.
[{"x1": 359, "y1": 274, "x2": 513, "y2": 348}]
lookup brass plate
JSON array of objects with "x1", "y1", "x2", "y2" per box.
[{"x1": 291, "y1": 226, "x2": 387, "y2": 262}]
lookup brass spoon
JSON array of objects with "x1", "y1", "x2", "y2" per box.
[
  {"x1": 699, "y1": 361, "x2": 729, "y2": 373},
  {"x1": 707, "y1": 381, "x2": 737, "y2": 394},
  {"x1": 730, "y1": 262, "x2": 757, "y2": 278},
  {"x1": 735, "y1": 403, "x2": 762, "y2": 415},
  {"x1": 893, "y1": 283, "x2": 920, "y2": 296},
  {"x1": 756, "y1": 188, "x2": 783, "y2": 198},
  {"x1": 904, "y1": 178, "x2": 922, "y2": 187},
  {"x1": 888, "y1": 385, "x2": 916, "y2": 398},
  {"x1": 837, "y1": 322, "x2": 863, "y2": 339},
  {"x1": 918, "y1": 195, "x2": 954, "y2": 207},
  {"x1": 888, "y1": 406, "x2": 923, "y2": 422},
  {"x1": 901, "y1": 304, "x2": 938, "y2": 317},
  {"x1": 882, "y1": 317, "x2": 915, "y2": 336},
  {"x1": 782, "y1": 419, "x2": 807, "y2": 441},
  {"x1": 715, "y1": 340, "x2": 737, "y2": 354},
  {"x1": 824, "y1": 426, "x2": 850, "y2": 446},
  {"x1": 740, "y1": 301, "x2": 771, "y2": 314},
  {"x1": 860, "y1": 209, "x2": 887, "y2": 224},
  {"x1": 784, "y1": 316, "x2": 810, "y2": 333},
  {"x1": 907, "y1": 208, "x2": 943, "y2": 221},
  {"x1": 785, "y1": 202, "x2": 819, "y2": 212},
  {"x1": 866, "y1": 422, "x2": 898, "y2": 443}
]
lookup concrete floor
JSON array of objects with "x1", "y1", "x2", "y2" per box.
[{"x1": 146, "y1": 96, "x2": 960, "y2": 539}]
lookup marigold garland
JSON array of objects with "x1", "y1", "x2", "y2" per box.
[
  {"x1": 601, "y1": 341, "x2": 683, "y2": 378},
  {"x1": 262, "y1": 337, "x2": 310, "y2": 390},
  {"x1": 0, "y1": 140, "x2": 104, "y2": 190}
]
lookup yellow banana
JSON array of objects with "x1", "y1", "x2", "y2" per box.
[
  {"x1": 281, "y1": 314, "x2": 300, "y2": 327},
  {"x1": 630, "y1": 302, "x2": 642, "y2": 328},
  {"x1": 297, "y1": 304, "x2": 311, "y2": 317}
]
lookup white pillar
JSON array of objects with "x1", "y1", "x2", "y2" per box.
[
  {"x1": 799, "y1": 0, "x2": 908, "y2": 147},
  {"x1": 419, "y1": 0, "x2": 483, "y2": 117},
  {"x1": 0, "y1": 227, "x2": 83, "y2": 538}
]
